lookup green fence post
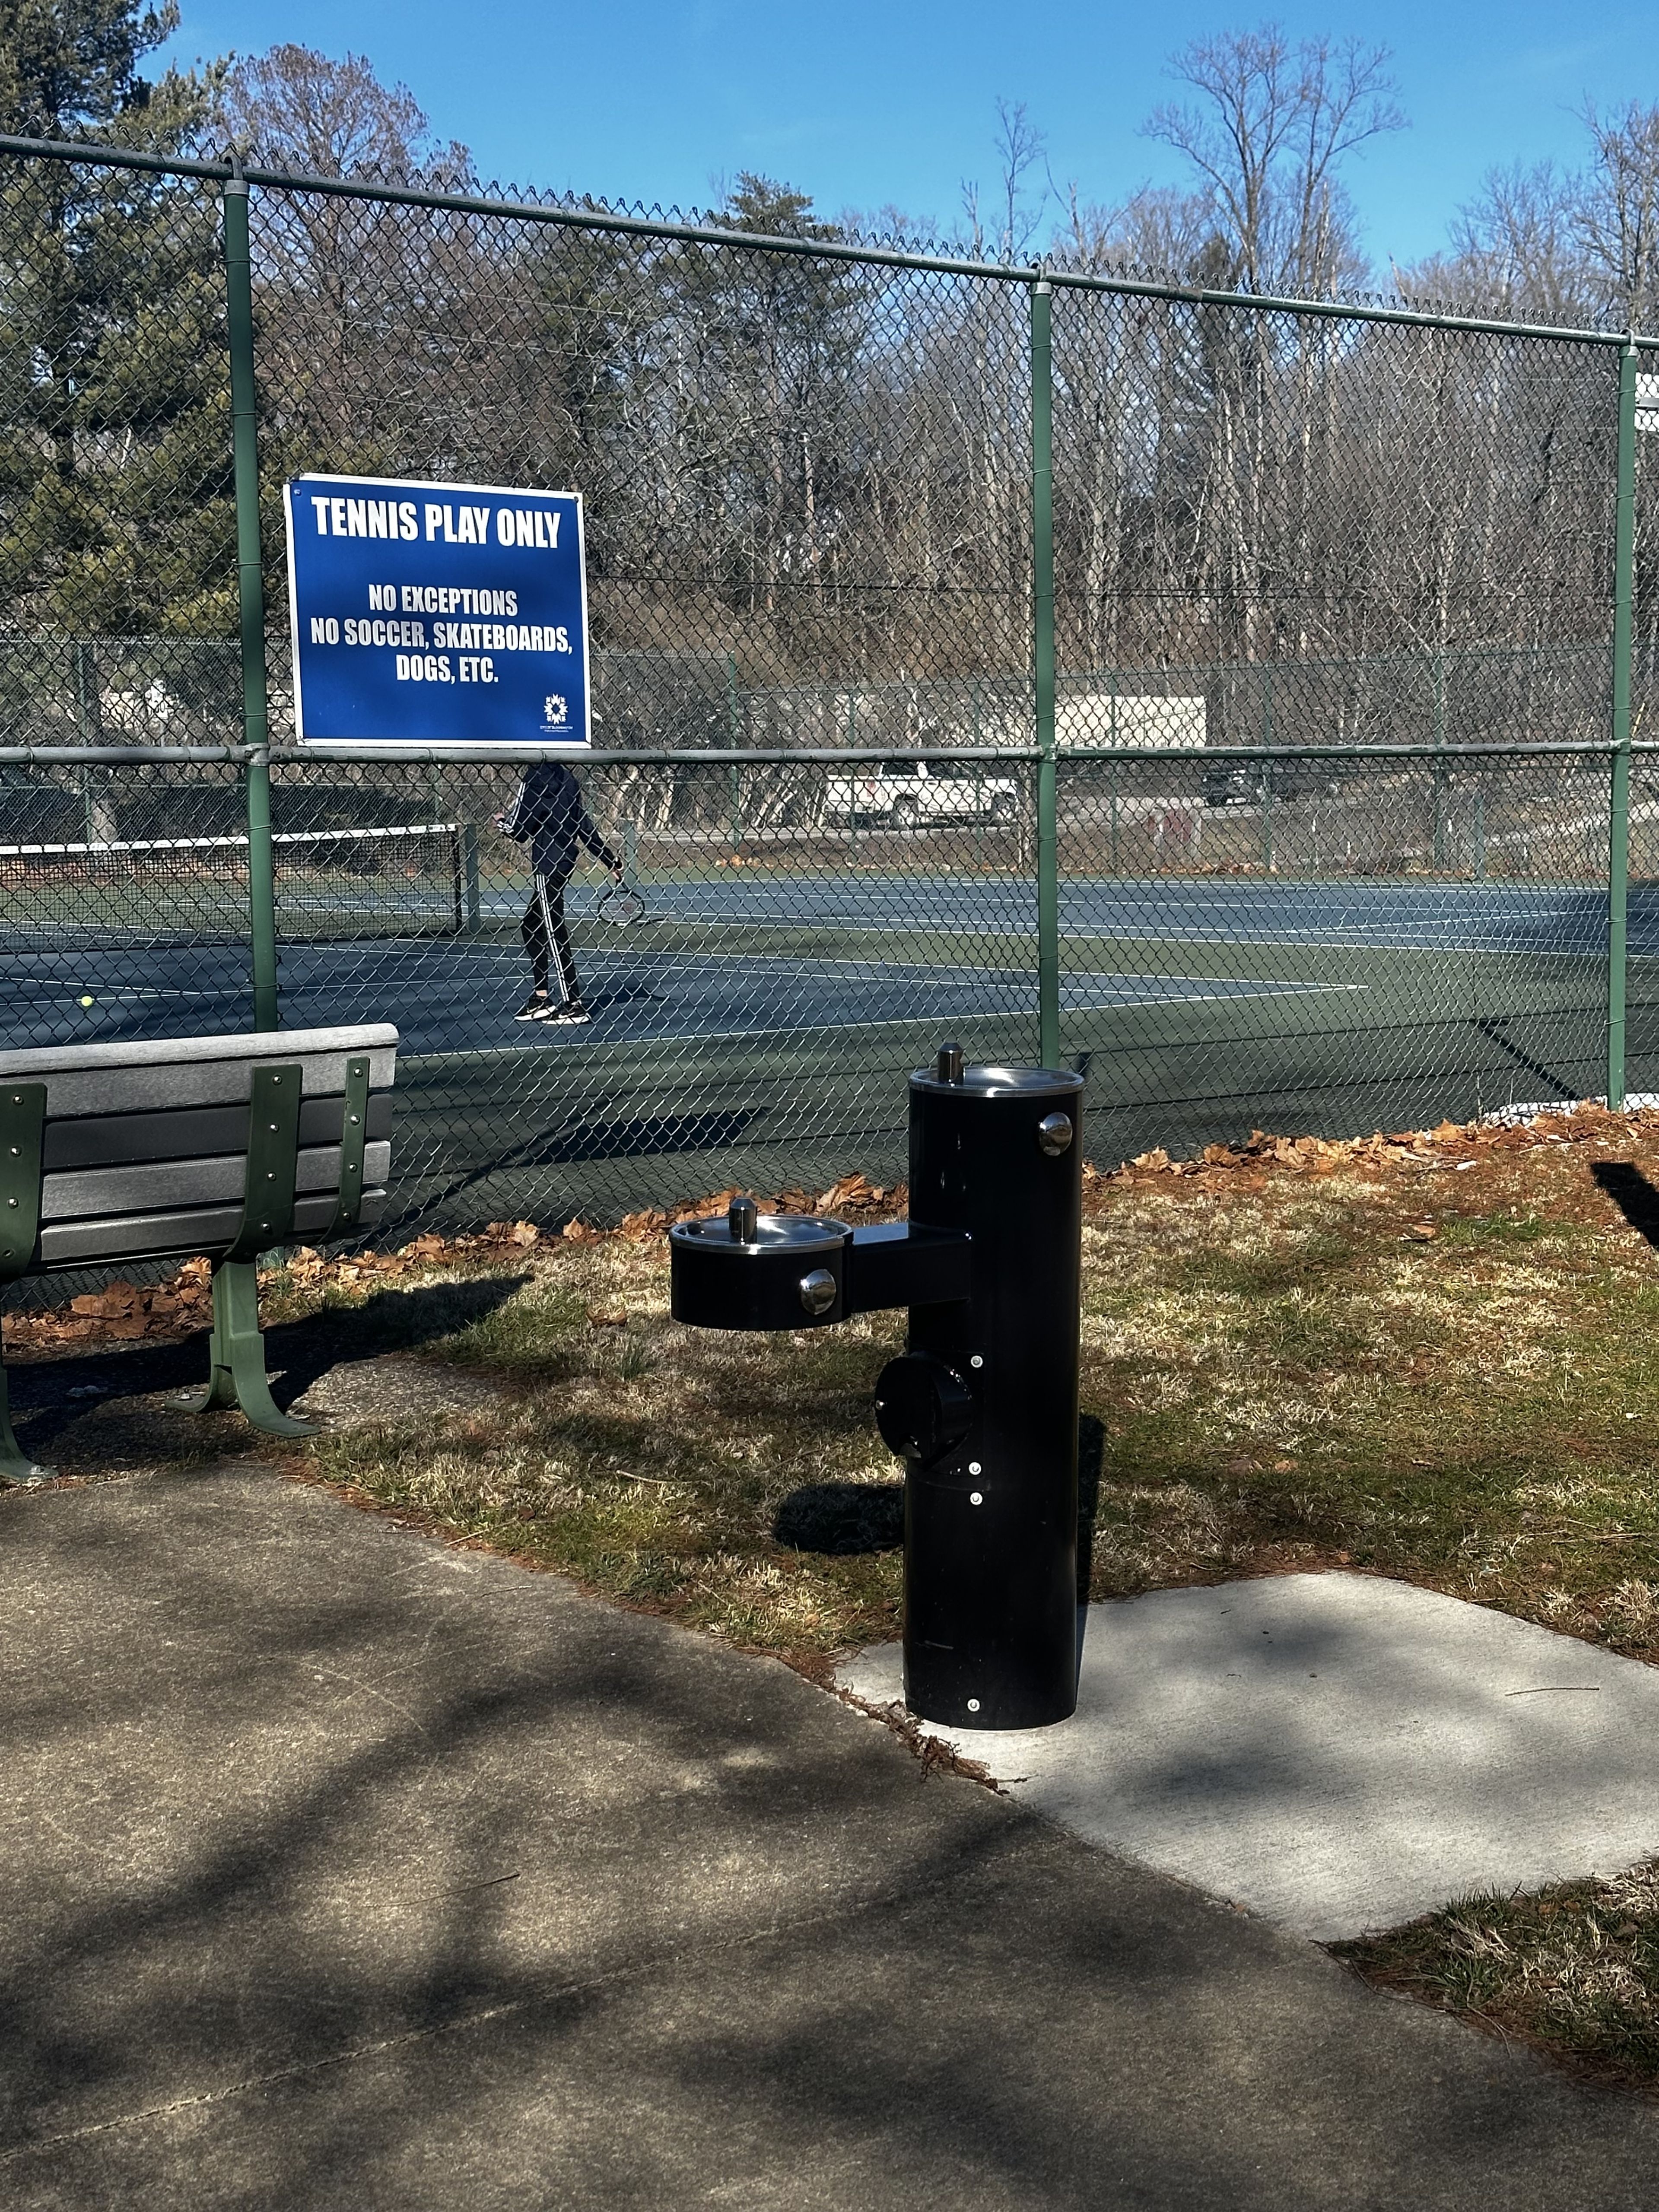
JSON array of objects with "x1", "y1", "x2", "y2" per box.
[
  {"x1": 726, "y1": 652, "x2": 743, "y2": 851},
  {"x1": 461, "y1": 822, "x2": 482, "y2": 933},
  {"x1": 1609, "y1": 342, "x2": 1638, "y2": 1109},
  {"x1": 1031, "y1": 273, "x2": 1059, "y2": 1067},
  {"x1": 223, "y1": 168, "x2": 278, "y2": 1032},
  {"x1": 1262, "y1": 762, "x2": 1274, "y2": 873},
  {"x1": 1431, "y1": 647, "x2": 1448, "y2": 871}
]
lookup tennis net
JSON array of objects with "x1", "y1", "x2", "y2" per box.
[{"x1": 0, "y1": 820, "x2": 471, "y2": 946}]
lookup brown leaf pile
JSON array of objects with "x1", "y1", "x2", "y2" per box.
[
  {"x1": 6, "y1": 1099, "x2": 1654, "y2": 1362},
  {"x1": 1115, "y1": 1102, "x2": 1654, "y2": 1187},
  {"x1": 16, "y1": 1255, "x2": 217, "y2": 1347}
]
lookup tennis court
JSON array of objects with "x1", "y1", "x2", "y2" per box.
[
  {"x1": 0, "y1": 843, "x2": 1637, "y2": 1226},
  {"x1": 0, "y1": 935, "x2": 1370, "y2": 1055}
]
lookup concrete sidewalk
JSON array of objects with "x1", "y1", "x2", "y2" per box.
[
  {"x1": 3, "y1": 1463, "x2": 1656, "y2": 2210},
  {"x1": 840, "y1": 1574, "x2": 1659, "y2": 1940}
]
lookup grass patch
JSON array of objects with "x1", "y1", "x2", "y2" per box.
[
  {"x1": 1332, "y1": 1868, "x2": 1659, "y2": 2097},
  {"x1": 285, "y1": 1111, "x2": 1659, "y2": 1677},
  {"x1": 306, "y1": 1230, "x2": 911, "y2": 1659}
]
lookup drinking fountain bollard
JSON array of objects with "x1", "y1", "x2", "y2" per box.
[{"x1": 669, "y1": 1044, "x2": 1084, "y2": 1729}]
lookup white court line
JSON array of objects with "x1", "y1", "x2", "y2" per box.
[
  {"x1": 419, "y1": 944, "x2": 1363, "y2": 995},
  {"x1": 415, "y1": 983, "x2": 1376, "y2": 1059}
]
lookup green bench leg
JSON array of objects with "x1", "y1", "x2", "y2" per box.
[
  {"x1": 172, "y1": 1259, "x2": 316, "y2": 1441},
  {"x1": 0, "y1": 1355, "x2": 51, "y2": 1484}
]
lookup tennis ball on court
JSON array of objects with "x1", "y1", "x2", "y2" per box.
[{"x1": 79, "y1": 994, "x2": 93, "y2": 1006}]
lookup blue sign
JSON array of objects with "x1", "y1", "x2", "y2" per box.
[{"x1": 283, "y1": 473, "x2": 590, "y2": 750}]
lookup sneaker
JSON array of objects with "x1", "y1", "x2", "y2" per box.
[
  {"x1": 514, "y1": 993, "x2": 550, "y2": 1020},
  {"x1": 537, "y1": 1001, "x2": 591, "y2": 1025}
]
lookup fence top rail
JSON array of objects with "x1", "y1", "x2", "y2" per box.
[
  {"x1": 1062, "y1": 741, "x2": 1619, "y2": 761},
  {"x1": 0, "y1": 746, "x2": 251, "y2": 764},
  {"x1": 0, "y1": 130, "x2": 1652, "y2": 352},
  {"x1": 0, "y1": 741, "x2": 1622, "y2": 767},
  {"x1": 285, "y1": 746, "x2": 1045, "y2": 766}
]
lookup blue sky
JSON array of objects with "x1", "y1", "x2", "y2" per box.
[{"x1": 157, "y1": 1, "x2": 1655, "y2": 273}]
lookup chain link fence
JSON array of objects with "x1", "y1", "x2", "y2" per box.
[{"x1": 0, "y1": 135, "x2": 1653, "y2": 1233}]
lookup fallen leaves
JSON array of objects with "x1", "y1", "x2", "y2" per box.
[
  {"x1": 7, "y1": 1093, "x2": 1658, "y2": 1367},
  {"x1": 8, "y1": 1260, "x2": 211, "y2": 1352},
  {"x1": 1112, "y1": 1099, "x2": 1659, "y2": 1189}
]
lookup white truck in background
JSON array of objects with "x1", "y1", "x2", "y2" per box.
[
  {"x1": 828, "y1": 757, "x2": 1021, "y2": 829},
  {"x1": 825, "y1": 695, "x2": 1205, "y2": 828}
]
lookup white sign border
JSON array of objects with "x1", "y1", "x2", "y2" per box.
[{"x1": 283, "y1": 471, "x2": 593, "y2": 754}]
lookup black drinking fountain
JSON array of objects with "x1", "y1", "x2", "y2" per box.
[{"x1": 669, "y1": 1043, "x2": 1084, "y2": 1729}]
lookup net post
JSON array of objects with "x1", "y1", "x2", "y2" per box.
[
  {"x1": 1031, "y1": 272, "x2": 1059, "y2": 1068},
  {"x1": 223, "y1": 166, "x2": 279, "y2": 1032},
  {"x1": 1609, "y1": 342, "x2": 1638, "y2": 1110}
]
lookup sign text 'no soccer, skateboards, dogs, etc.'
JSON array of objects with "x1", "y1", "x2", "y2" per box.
[{"x1": 283, "y1": 474, "x2": 591, "y2": 751}]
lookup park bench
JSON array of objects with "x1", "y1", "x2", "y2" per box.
[{"x1": 0, "y1": 1023, "x2": 397, "y2": 1482}]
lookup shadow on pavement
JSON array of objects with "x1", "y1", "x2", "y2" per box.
[
  {"x1": 6, "y1": 1273, "x2": 528, "y2": 1468},
  {"x1": 1, "y1": 1465, "x2": 1656, "y2": 2206}
]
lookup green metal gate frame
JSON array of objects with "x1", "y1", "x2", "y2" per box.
[{"x1": 0, "y1": 126, "x2": 1653, "y2": 1096}]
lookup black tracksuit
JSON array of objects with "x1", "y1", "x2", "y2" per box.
[{"x1": 499, "y1": 763, "x2": 620, "y2": 1005}]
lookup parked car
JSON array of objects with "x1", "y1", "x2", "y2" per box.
[
  {"x1": 828, "y1": 758, "x2": 1020, "y2": 829},
  {"x1": 1203, "y1": 757, "x2": 1345, "y2": 809}
]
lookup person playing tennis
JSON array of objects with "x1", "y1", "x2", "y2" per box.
[{"x1": 495, "y1": 760, "x2": 624, "y2": 1024}]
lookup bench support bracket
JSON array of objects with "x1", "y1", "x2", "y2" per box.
[
  {"x1": 0, "y1": 1083, "x2": 51, "y2": 1483},
  {"x1": 173, "y1": 1063, "x2": 316, "y2": 1440},
  {"x1": 176, "y1": 1258, "x2": 316, "y2": 1440}
]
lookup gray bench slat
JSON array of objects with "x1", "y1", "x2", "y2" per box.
[
  {"x1": 42, "y1": 1091, "x2": 394, "y2": 1172},
  {"x1": 0, "y1": 1024, "x2": 397, "y2": 1080},
  {"x1": 38, "y1": 1189, "x2": 389, "y2": 1268},
  {"x1": 9, "y1": 1048, "x2": 395, "y2": 1120},
  {"x1": 42, "y1": 1141, "x2": 393, "y2": 1224},
  {"x1": 0, "y1": 1025, "x2": 397, "y2": 1120}
]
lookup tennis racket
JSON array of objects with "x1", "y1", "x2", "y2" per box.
[{"x1": 597, "y1": 881, "x2": 647, "y2": 925}]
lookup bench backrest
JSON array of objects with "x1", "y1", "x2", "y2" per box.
[{"x1": 0, "y1": 1025, "x2": 397, "y2": 1271}]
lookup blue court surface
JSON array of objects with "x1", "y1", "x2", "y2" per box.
[
  {"x1": 554, "y1": 874, "x2": 1626, "y2": 954},
  {"x1": 0, "y1": 941, "x2": 1365, "y2": 1056},
  {"x1": 0, "y1": 871, "x2": 1632, "y2": 1058}
]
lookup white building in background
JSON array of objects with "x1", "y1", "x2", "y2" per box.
[{"x1": 1054, "y1": 692, "x2": 1208, "y2": 749}]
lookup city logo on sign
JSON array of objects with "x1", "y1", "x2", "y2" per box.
[{"x1": 542, "y1": 693, "x2": 569, "y2": 730}]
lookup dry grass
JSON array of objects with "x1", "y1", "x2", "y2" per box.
[
  {"x1": 293, "y1": 1109, "x2": 1659, "y2": 1666},
  {"x1": 1332, "y1": 1866, "x2": 1659, "y2": 2097},
  {"x1": 306, "y1": 1235, "x2": 913, "y2": 1659}
]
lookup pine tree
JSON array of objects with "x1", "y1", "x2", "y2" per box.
[{"x1": 0, "y1": 2, "x2": 232, "y2": 638}]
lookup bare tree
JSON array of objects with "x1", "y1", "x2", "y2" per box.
[
  {"x1": 216, "y1": 44, "x2": 469, "y2": 184},
  {"x1": 961, "y1": 98, "x2": 1049, "y2": 264},
  {"x1": 1399, "y1": 162, "x2": 1593, "y2": 326},
  {"x1": 1145, "y1": 25, "x2": 1404, "y2": 296},
  {"x1": 1055, "y1": 181, "x2": 1219, "y2": 281},
  {"x1": 1573, "y1": 102, "x2": 1659, "y2": 332}
]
